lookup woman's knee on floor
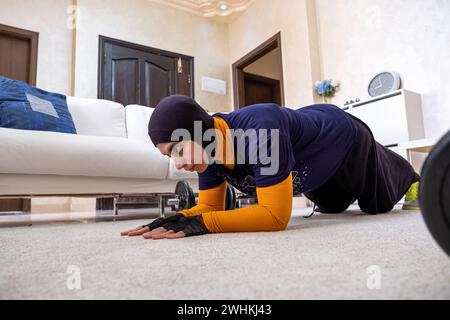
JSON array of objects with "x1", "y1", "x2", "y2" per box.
[
  {"x1": 305, "y1": 192, "x2": 355, "y2": 214},
  {"x1": 317, "y1": 201, "x2": 354, "y2": 214},
  {"x1": 358, "y1": 200, "x2": 394, "y2": 215}
]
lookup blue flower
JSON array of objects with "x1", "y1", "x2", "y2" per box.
[
  {"x1": 317, "y1": 83, "x2": 325, "y2": 95},
  {"x1": 315, "y1": 79, "x2": 339, "y2": 98}
]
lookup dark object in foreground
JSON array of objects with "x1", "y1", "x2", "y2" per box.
[{"x1": 420, "y1": 130, "x2": 450, "y2": 257}]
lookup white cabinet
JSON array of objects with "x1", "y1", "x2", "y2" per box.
[{"x1": 341, "y1": 90, "x2": 425, "y2": 147}]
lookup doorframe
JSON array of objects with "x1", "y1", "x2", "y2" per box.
[
  {"x1": 0, "y1": 23, "x2": 39, "y2": 85},
  {"x1": 97, "y1": 35, "x2": 195, "y2": 100},
  {"x1": 232, "y1": 32, "x2": 284, "y2": 109}
]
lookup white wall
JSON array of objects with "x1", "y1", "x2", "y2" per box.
[
  {"x1": 316, "y1": 0, "x2": 450, "y2": 138},
  {"x1": 229, "y1": 0, "x2": 320, "y2": 108},
  {"x1": 0, "y1": 0, "x2": 73, "y2": 95},
  {"x1": 2, "y1": 0, "x2": 448, "y2": 137},
  {"x1": 74, "y1": 0, "x2": 232, "y2": 112},
  {"x1": 244, "y1": 47, "x2": 282, "y2": 80}
]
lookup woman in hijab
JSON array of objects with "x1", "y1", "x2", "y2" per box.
[{"x1": 121, "y1": 95, "x2": 419, "y2": 239}]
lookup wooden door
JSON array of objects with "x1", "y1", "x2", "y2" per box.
[
  {"x1": 0, "y1": 24, "x2": 38, "y2": 85},
  {"x1": 232, "y1": 33, "x2": 284, "y2": 109},
  {"x1": 98, "y1": 36, "x2": 194, "y2": 108},
  {"x1": 0, "y1": 24, "x2": 38, "y2": 213},
  {"x1": 244, "y1": 72, "x2": 281, "y2": 106},
  {"x1": 97, "y1": 37, "x2": 194, "y2": 212}
]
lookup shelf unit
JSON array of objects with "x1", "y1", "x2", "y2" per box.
[{"x1": 340, "y1": 90, "x2": 425, "y2": 151}]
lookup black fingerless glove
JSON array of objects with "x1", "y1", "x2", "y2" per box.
[
  {"x1": 162, "y1": 215, "x2": 209, "y2": 237},
  {"x1": 142, "y1": 213, "x2": 184, "y2": 231}
]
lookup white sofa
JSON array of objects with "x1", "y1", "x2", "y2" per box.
[{"x1": 0, "y1": 96, "x2": 198, "y2": 197}]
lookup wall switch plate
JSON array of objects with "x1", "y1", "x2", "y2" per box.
[{"x1": 201, "y1": 76, "x2": 227, "y2": 95}]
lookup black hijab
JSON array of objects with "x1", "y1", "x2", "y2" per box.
[{"x1": 148, "y1": 95, "x2": 215, "y2": 149}]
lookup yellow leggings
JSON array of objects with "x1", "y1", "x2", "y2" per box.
[{"x1": 179, "y1": 173, "x2": 293, "y2": 233}]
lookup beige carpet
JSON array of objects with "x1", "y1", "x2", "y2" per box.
[{"x1": 0, "y1": 208, "x2": 449, "y2": 300}]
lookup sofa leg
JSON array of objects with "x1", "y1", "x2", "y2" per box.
[
  {"x1": 0, "y1": 198, "x2": 31, "y2": 214},
  {"x1": 113, "y1": 196, "x2": 119, "y2": 217},
  {"x1": 158, "y1": 196, "x2": 166, "y2": 218}
]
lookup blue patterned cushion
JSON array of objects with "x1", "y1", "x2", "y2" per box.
[{"x1": 0, "y1": 76, "x2": 77, "y2": 134}]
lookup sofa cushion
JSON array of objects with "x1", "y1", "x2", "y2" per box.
[
  {"x1": 126, "y1": 106, "x2": 222, "y2": 142},
  {"x1": 0, "y1": 76, "x2": 77, "y2": 134},
  {"x1": 168, "y1": 158, "x2": 198, "y2": 180},
  {"x1": 0, "y1": 127, "x2": 169, "y2": 179},
  {"x1": 67, "y1": 96, "x2": 126, "y2": 138},
  {"x1": 126, "y1": 104, "x2": 198, "y2": 180},
  {"x1": 125, "y1": 104, "x2": 153, "y2": 142}
]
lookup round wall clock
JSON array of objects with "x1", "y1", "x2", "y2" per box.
[{"x1": 368, "y1": 71, "x2": 402, "y2": 97}]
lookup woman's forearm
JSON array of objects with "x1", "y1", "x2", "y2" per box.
[
  {"x1": 179, "y1": 181, "x2": 227, "y2": 217},
  {"x1": 201, "y1": 204, "x2": 290, "y2": 233},
  {"x1": 179, "y1": 204, "x2": 219, "y2": 217},
  {"x1": 201, "y1": 174, "x2": 293, "y2": 233}
]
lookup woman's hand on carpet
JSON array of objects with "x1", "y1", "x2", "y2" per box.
[
  {"x1": 120, "y1": 213, "x2": 184, "y2": 237},
  {"x1": 120, "y1": 226, "x2": 149, "y2": 237},
  {"x1": 142, "y1": 227, "x2": 186, "y2": 239},
  {"x1": 142, "y1": 215, "x2": 209, "y2": 240}
]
